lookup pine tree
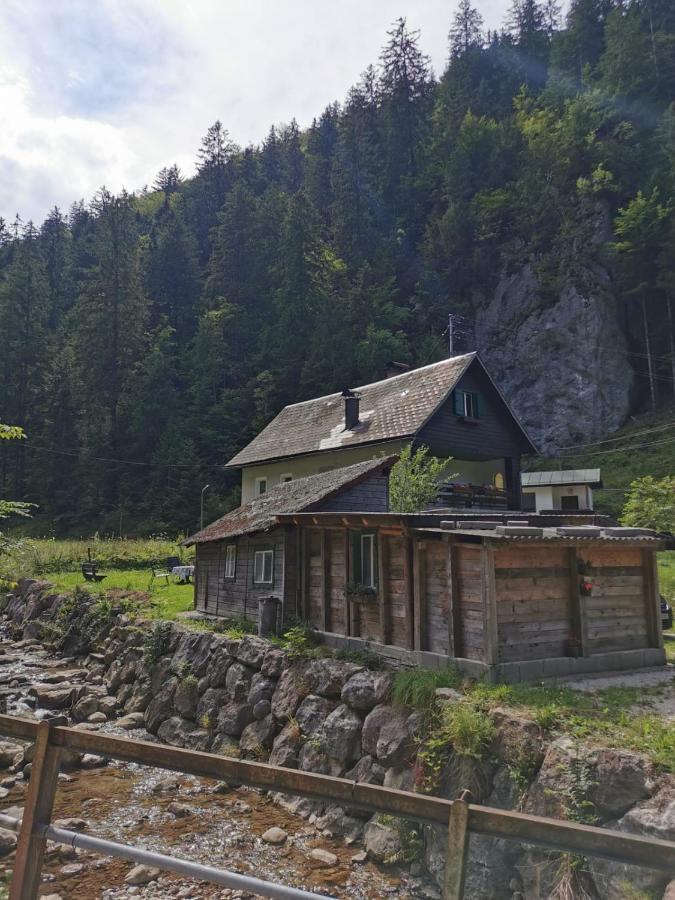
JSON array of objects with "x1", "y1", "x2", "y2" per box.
[{"x1": 449, "y1": 0, "x2": 485, "y2": 58}]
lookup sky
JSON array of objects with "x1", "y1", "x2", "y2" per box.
[{"x1": 0, "y1": 0, "x2": 513, "y2": 225}]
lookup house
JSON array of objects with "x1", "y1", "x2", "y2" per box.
[
  {"x1": 521, "y1": 469, "x2": 602, "y2": 512},
  {"x1": 226, "y1": 352, "x2": 537, "y2": 510},
  {"x1": 185, "y1": 469, "x2": 669, "y2": 681}
]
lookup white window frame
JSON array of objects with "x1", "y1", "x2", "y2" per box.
[
  {"x1": 279, "y1": 473, "x2": 293, "y2": 484},
  {"x1": 255, "y1": 476, "x2": 268, "y2": 497},
  {"x1": 462, "y1": 391, "x2": 477, "y2": 418},
  {"x1": 224, "y1": 544, "x2": 236, "y2": 579},
  {"x1": 360, "y1": 534, "x2": 376, "y2": 589},
  {"x1": 253, "y1": 549, "x2": 274, "y2": 585}
]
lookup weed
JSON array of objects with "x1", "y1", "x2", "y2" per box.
[
  {"x1": 143, "y1": 621, "x2": 174, "y2": 666},
  {"x1": 392, "y1": 666, "x2": 461, "y2": 710}
]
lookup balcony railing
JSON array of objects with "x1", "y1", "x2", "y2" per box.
[{"x1": 436, "y1": 482, "x2": 509, "y2": 510}]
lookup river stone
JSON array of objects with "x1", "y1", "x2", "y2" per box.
[
  {"x1": 319, "y1": 704, "x2": 362, "y2": 763},
  {"x1": 225, "y1": 663, "x2": 254, "y2": 702},
  {"x1": 144, "y1": 676, "x2": 177, "y2": 733},
  {"x1": 316, "y1": 806, "x2": 364, "y2": 842},
  {"x1": 210, "y1": 734, "x2": 240, "y2": 757},
  {"x1": 248, "y1": 673, "x2": 276, "y2": 707},
  {"x1": 236, "y1": 635, "x2": 269, "y2": 669},
  {"x1": 167, "y1": 801, "x2": 192, "y2": 817},
  {"x1": 341, "y1": 671, "x2": 392, "y2": 711},
  {"x1": 174, "y1": 679, "x2": 200, "y2": 720},
  {"x1": 118, "y1": 712, "x2": 146, "y2": 730},
  {"x1": 0, "y1": 828, "x2": 16, "y2": 857},
  {"x1": 587, "y1": 747, "x2": 652, "y2": 819},
  {"x1": 124, "y1": 679, "x2": 152, "y2": 714},
  {"x1": 0, "y1": 740, "x2": 24, "y2": 768},
  {"x1": 240, "y1": 715, "x2": 276, "y2": 753},
  {"x1": 310, "y1": 848, "x2": 338, "y2": 867},
  {"x1": 30, "y1": 684, "x2": 76, "y2": 710},
  {"x1": 98, "y1": 695, "x2": 119, "y2": 716},
  {"x1": 119, "y1": 648, "x2": 143, "y2": 683},
  {"x1": 364, "y1": 820, "x2": 401, "y2": 864},
  {"x1": 296, "y1": 695, "x2": 337, "y2": 738},
  {"x1": 125, "y1": 864, "x2": 160, "y2": 885},
  {"x1": 196, "y1": 688, "x2": 228, "y2": 726},
  {"x1": 171, "y1": 631, "x2": 214, "y2": 678},
  {"x1": 261, "y1": 647, "x2": 286, "y2": 678},
  {"x1": 217, "y1": 702, "x2": 253, "y2": 737},
  {"x1": 72, "y1": 695, "x2": 98, "y2": 721},
  {"x1": 268, "y1": 722, "x2": 303, "y2": 769},
  {"x1": 262, "y1": 826, "x2": 287, "y2": 845},
  {"x1": 271, "y1": 661, "x2": 314, "y2": 720},
  {"x1": 345, "y1": 755, "x2": 386, "y2": 786},
  {"x1": 207, "y1": 643, "x2": 233, "y2": 688}
]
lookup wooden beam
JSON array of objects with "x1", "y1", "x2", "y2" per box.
[
  {"x1": 10, "y1": 721, "x2": 63, "y2": 900},
  {"x1": 413, "y1": 541, "x2": 427, "y2": 651},
  {"x1": 403, "y1": 536, "x2": 415, "y2": 650},
  {"x1": 567, "y1": 547, "x2": 588, "y2": 656},
  {"x1": 481, "y1": 546, "x2": 498, "y2": 666},
  {"x1": 320, "y1": 530, "x2": 330, "y2": 632},
  {"x1": 377, "y1": 532, "x2": 390, "y2": 645},
  {"x1": 643, "y1": 548, "x2": 664, "y2": 650},
  {"x1": 448, "y1": 543, "x2": 462, "y2": 658},
  {"x1": 344, "y1": 529, "x2": 354, "y2": 638},
  {"x1": 443, "y1": 795, "x2": 471, "y2": 900}
]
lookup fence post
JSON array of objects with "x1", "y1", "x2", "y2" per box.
[
  {"x1": 443, "y1": 791, "x2": 472, "y2": 900},
  {"x1": 10, "y1": 721, "x2": 63, "y2": 900}
]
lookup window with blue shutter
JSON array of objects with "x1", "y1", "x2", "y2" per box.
[{"x1": 453, "y1": 390, "x2": 482, "y2": 419}]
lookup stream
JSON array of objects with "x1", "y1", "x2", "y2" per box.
[{"x1": 0, "y1": 632, "x2": 434, "y2": 900}]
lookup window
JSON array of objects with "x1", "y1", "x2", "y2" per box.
[
  {"x1": 224, "y1": 544, "x2": 236, "y2": 579},
  {"x1": 351, "y1": 531, "x2": 378, "y2": 589},
  {"x1": 561, "y1": 495, "x2": 580, "y2": 511},
  {"x1": 453, "y1": 389, "x2": 481, "y2": 419},
  {"x1": 255, "y1": 477, "x2": 267, "y2": 497},
  {"x1": 253, "y1": 549, "x2": 274, "y2": 584},
  {"x1": 280, "y1": 473, "x2": 293, "y2": 484}
]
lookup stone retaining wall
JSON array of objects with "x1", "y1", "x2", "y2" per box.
[{"x1": 2, "y1": 579, "x2": 675, "y2": 900}]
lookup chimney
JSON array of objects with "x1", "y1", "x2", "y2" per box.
[
  {"x1": 342, "y1": 389, "x2": 360, "y2": 430},
  {"x1": 383, "y1": 360, "x2": 410, "y2": 379}
]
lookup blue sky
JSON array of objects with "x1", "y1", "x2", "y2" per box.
[{"x1": 0, "y1": 0, "x2": 513, "y2": 224}]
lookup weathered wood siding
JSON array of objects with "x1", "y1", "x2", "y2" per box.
[
  {"x1": 312, "y1": 472, "x2": 389, "y2": 513},
  {"x1": 385, "y1": 534, "x2": 412, "y2": 648},
  {"x1": 424, "y1": 541, "x2": 450, "y2": 655},
  {"x1": 195, "y1": 529, "x2": 286, "y2": 623},
  {"x1": 580, "y1": 546, "x2": 651, "y2": 653},
  {"x1": 494, "y1": 545, "x2": 571, "y2": 662}
]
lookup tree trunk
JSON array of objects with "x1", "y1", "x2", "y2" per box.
[
  {"x1": 641, "y1": 291, "x2": 657, "y2": 411},
  {"x1": 667, "y1": 291, "x2": 675, "y2": 398}
]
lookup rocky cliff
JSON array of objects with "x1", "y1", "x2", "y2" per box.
[
  {"x1": 475, "y1": 261, "x2": 633, "y2": 454},
  {"x1": 2, "y1": 580, "x2": 674, "y2": 900}
]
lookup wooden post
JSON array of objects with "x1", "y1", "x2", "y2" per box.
[
  {"x1": 481, "y1": 546, "x2": 498, "y2": 666},
  {"x1": 447, "y1": 543, "x2": 462, "y2": 658},
  {"x1": 344, "y1": 529, "x2": 355, "y2": 637},
  {"x1": 413, "y1": 541, "x2": 427, "y2": 651},
  {"x1": 320, "y1": 530, "x2": 330, "y2": 632},
  {"x1": 443, "y1": 794, "x2": 471, "y2": 900},
  {"x1": 11, "y1": 721, "x2": 63, "y2": 900},
  {"x1": 568, "y1": 547, "x2": 588, "y2": 655},
  {"x1": 403, "y1": 535, "x2": 415, "y2": 650},
  {"x1": 377, "y1": 532, "x2": 390, "y2": 645},
  {"x1": 644, "y1": 549, "x2": 664, "y2": 650}
]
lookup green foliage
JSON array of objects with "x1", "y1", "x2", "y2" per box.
[
  {"x1": 143, "y1": 621, "x2": 174, "y2": 666},
  {"x1": 279, "y1": 624, "x2": 320, "y2": 660},
  {"x1": 392, "y1": 666, "x2": 462, "y2": 709},
  {"x1": 620, "y1": 475, "x2": 675, "y2": 532},
  {"x1": 389, "y1": 445, "x2": 454, "y2": 514}
]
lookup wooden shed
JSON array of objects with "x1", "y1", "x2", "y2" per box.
[{"x1": 277, "y1": 513, "x2": 668, "y2": 682}]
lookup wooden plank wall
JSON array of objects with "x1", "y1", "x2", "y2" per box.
[
  {"x1": 386, "y1": 534, "x2": 413, "y2": 648},
  {"x1": 424, "y1": 541, "x2": 451, "y2": 656},
  {"x1": 494, "y1": 545, "x2": 571, "y2": 662},
  {"x1": 581, "y1": 546, "x2": 651, "y2": 653},
  {"x1": 455, "y1": 546, "x2": 485, "y2": 661}
]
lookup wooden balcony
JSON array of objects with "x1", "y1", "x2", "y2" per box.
[{"x1": 436, "y1": 481, "x2": 509, "y2": 510}]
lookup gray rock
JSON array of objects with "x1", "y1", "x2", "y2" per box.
[
  {"x1": 72, "y1": 694, "x2": 98, "y2": 721},
  {"x1": 30, "y1": 684, "x2": 76, "y2": 709},
  {"x1": 210, "y1": 734, "x2": 240, "y2": 757},
  {"x1": 0, "y1": 740, "x2": 24, "y2": 768},
  {"x1": 299, "y1": 741, "x2": 342, "y2": 778},
  {"x1": 271, "y1": 661, "x2": 314, "y2": 720},
  {"x1": 345, "y1": 755, "x2": 386, "y2": 786},
  {"x1": 144, "y1": 676, "x2": 177, "y2": 733},
  {"x1": 117, "y1": 712, "x2": 145, "y2": 730},
  {"x1": 261, "y1": 647, "x2": 286, "y2": 678},
  {"x1": 240, "y1": 715, "x2": 276, "y2": 754},
  {"x1": 319, "y1": 704, "x2": 362, "y2": 763},
  {"x1": 167, "y1": 801, "x2": 192, "y2": 817},
  {"x1": 171, "y1": 631, "x2": 214, "y2": 678},
  {"x1": 364, "y1": 820, "x2": 401, "y2": 864},
  {"x1": 174, "y1": 678, "x2": 200, "y2": 720},
  {"x1": 206, "y1": 642, "x2": 233, "y2": 688},
  {"x1": 196, "y1": 688, "x2": 228, "y2": 726},
  {"x1": 0, "y1": 827, "x2": 16, "y2": 857},
  {"x1": 341, "y1": 671, "x2": 392, "y2": 711},
  {"x1": 362, "y1": 705, "x2": 413, "y2": 767},
  {"x1": 124, "y1": 679, "x2": 152, "y2": 714},
  {"x1": 310, "y1": 659, "x2": 363, "y2": 698},
  {"x1": 253, "y1": 699, "x2": 272, "y2": 720},
  {"x1": 296, "y1": 694, "x2": 337, "y2": 738},
  {"x1": 268, "y1": 722, "x2": 303, "y2": 769},
  {"x1": 124, "y1": 864, "x2": 160, "y2": 885},
  {"x1": 225, "y1": 662, "x2": 254, "y2": 702},
  {"x1": 217, "y1": 702, "x2": 253, "y2": 737},
  {"x1": 86, "y1": 712, "x2": 107, "y2": 724},
  {"x1": 97, "y1": 696, "x2": 119, "y2": 716},
  {"x1": 236, "y1": 635, "x2": 269, "y2": 669},
  {"x1": 315, "y1": 806, "x2": 364, "y2": 842},
  {"x1": 261, "y1": 826, "x2": 287, "y2": 845},
  {"x1": 157, "y1": 716, "x2": 197, "y2": 748},
  {"x1": 309, "y1": 848, "x2": 338, "y2": 867},
  {"x1": 247, "y1": 673, "x2": 276, "y2": 707},
  {"x1": 588, "y1": 747, "x2": 652, "y2": 820}
]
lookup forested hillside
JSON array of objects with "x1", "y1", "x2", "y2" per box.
[{"x1": 1, "y1": 0, "x2": 674, "y2": 535}]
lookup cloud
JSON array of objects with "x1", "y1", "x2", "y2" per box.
[{"x1": 0, "y1": 0, "x2": 516, "y2": 223}]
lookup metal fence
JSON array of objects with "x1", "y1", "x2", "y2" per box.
[{"x1": 1, "y1": 713, "x2": 675, "y2": 900}]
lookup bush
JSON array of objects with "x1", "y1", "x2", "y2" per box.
[
  {"x1": 143, "y1": 621, "x2": 174, "y2": 665},
  {"x1": 621, "y1": 475, "x2": 675, "y2": 532},
  {"x1": 389, "y1": 444, "x2": 454, "y2": 513}
]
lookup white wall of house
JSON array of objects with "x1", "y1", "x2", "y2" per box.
[
  {"x1": 523, "y1": 483, "x2": 593, "y2": 511},
  {"x1": 239, "y1": 445, "x2": 506, "y2": 503}
]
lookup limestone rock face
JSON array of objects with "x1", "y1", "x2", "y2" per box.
[{"x1": 474, "y1": 261, "x2": 633, "y2": 451}]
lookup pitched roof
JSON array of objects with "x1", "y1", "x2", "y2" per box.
[
  {"x1": 227, "y1": 353, "x2": 479, "y2": 468},
  {"x1": 522, "y1": 469, "x2": 602, "y2": 488},
  {"x1": 185, "y1": 456, "x2": 393, "y2": 546}
]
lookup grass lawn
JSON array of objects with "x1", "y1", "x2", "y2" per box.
[{"x1": 659, "y1": 550, "x2": 675, "y2": 602}]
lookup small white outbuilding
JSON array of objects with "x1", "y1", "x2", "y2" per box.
[{"x1": 521, "y1": 469, "x2": 602, "y2": 512}]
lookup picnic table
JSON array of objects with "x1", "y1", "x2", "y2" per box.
[{"x1": 171, "y1": 565, "x2": 195, "y2": 584}]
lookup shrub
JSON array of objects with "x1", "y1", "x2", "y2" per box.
[
  {"x1": 620, "y1": 475, "x2": 675, "y2": 533},
  {"x1": 143, "y1": 621, "x2": 174, "y2": 665},
  {"x1": 389, "y1": 444, "x2": 454, "y2": 513}
]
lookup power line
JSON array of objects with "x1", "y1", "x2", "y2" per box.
[
  {"x1": 556, "y1": 421, "x2": 675, "y2": 452},
  {"x1": 565, "y1": 435, "x2": 675, "y2": 458},
  {"x1": 20, "y1": 443, "x2": 225, "y2": 472}
]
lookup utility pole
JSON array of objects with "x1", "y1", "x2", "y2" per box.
[
  {"x1": 448, "y1": 313, "x2": 454, "y2": 356},
  {"x1": 200, "y1": 484, "x2": 210, "y2": 531}
]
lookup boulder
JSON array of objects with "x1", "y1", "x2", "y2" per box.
[
  {"x1": 30, "y1": 684, "x2": 76, "y2": 710},
  {"x1": 217, "y1": 702, "x2": 253, "y2": 737},
  {"x1": 225, "y1": 663, "x2": 254, "y2": 702},
  {"x1": 248, "y1": 673, "x2": 276, "y2": 707},
  {"x1": 117, "y1": 712, "x2": 145, "y2": 730},
  {"x1": 315, "y1": 806, "x2": 364, "y2": 842},
  {"x1": 157, "y1": 716, "x2": 198, "y2": 748},
  {"x1": 124, "y1": 864, "x2": 160, "y2": 885},
  {"x1": 268, "y1": 722, "x2": 303, "y2": 769},
  {"x1": 309, "y1": 848, "x2": 338, "y2": 867},
  {"x1": 261, "y1": 647, "x2": 287, "y2": 678},
  {"x1": 364, "y1": 820, "x2": 401, "y2": 864},
  {"x1": 236, "y1": 635, "x2": 269, "y2": 669},
  {"x1": 588, "y1": 747, "x2": 652, "y2": 820},
  {"x1": 253, "y1": 699, "x2": 272, "y2": 720},
  {"x1": 0, "y1": 827, "x2": 17, "y2": 857},
  {"x1": 87, "y1": 712, "x2": 107, "y2": 724},
  {"x1": 240, "y1": 716, "x2": 276, "y2": 754},
  {"x1": 262, "y1": 826, "x2": 287, "y2": 845},
  {"x1": 72, "y1": 695, "x2": 98, "y2": 722},
  {"x1": 144, "y1": 676, "x2": 177, "y2": 733},
  {"x1": 345, "y1": 755, "x2": 386, "y2": 786},
  {"x1": 206, "y1": 643, "x2": 233, "y2": 688},
  {"x1": 97, "y1": 696, "x2": 119, "y2": 716},
  {"x1": 341, "y1": 671, "x2": 392, "y2": 711},
  {"x1": 124, "y1": 679, "x2": 152, "y2": 714},
  {"x1": 362, "y1": 705, "x2": 413, "y2": 767},
  {"x1": 211, "y1": 734, "x2": 240, "y2": 757},
  {"x1": 362, "y1": 705, "x2": 394, "y2": 756},
  {"x1": 0, "y1": 740, "x2": 24, "y2": 769},
  {"x1": 319, "y1": 704, "x2": 362, "y2": 763},
  {"x1": 171, "y1": 631, "x2": 214, "y2": 678},
  {"x1": 196, "y1": 688, "x2": 228, "y2": 726},
  {"x1": 299, "y1": 741, "x2": 342, "y2": 778},
  {"x1": 490, "y1": 707, "x2": 545, "y2": 782},
  {"x1": 295, "y1": 695, "x2": 337, "y2": 738},
  {"x1": 174, "y1": 678, "x2": 200, "y2": 720},
  {"x1": 310, "y1": 659, "x2": 363, "y2": 698},
  {"x1": 271, "y1": 661, "x2": 314, "y2": 720}
]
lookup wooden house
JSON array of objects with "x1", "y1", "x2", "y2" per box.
[{"x1": 225, "y1": 352, "x2": 536, "y2": 510}]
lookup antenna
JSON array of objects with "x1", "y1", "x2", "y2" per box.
[{"x1": 443, "y1": 312, "x2": 466, "y2": 357}]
